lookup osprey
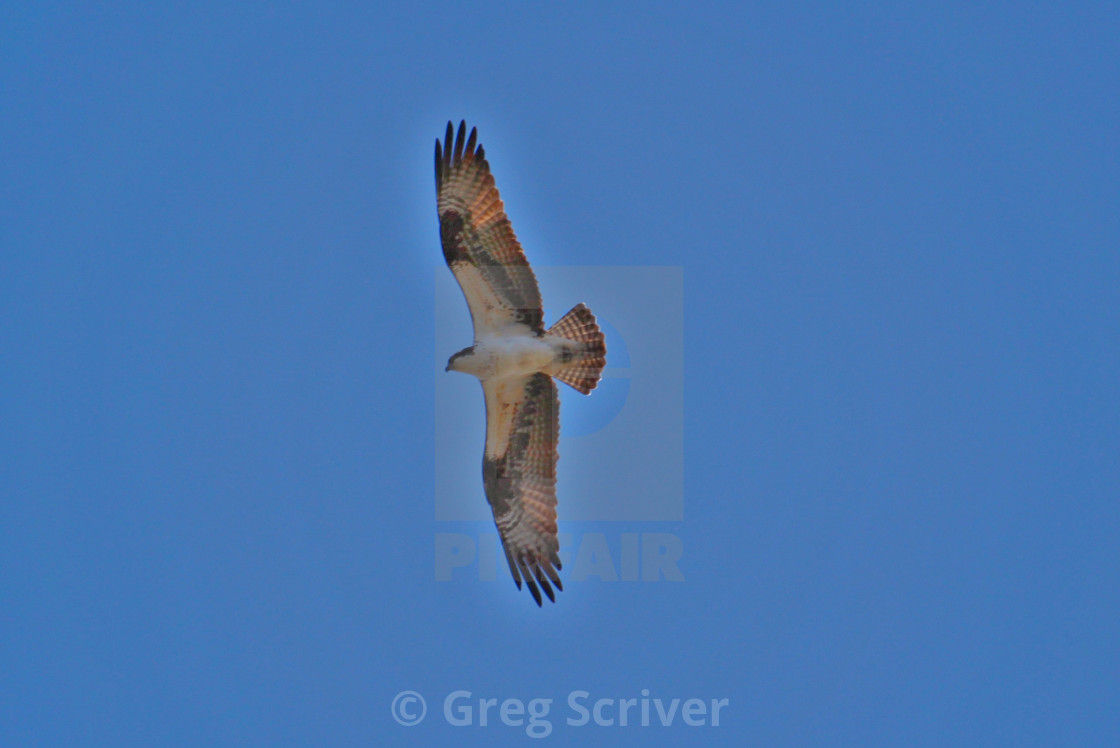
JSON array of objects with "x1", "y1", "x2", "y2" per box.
[{"x1": 435, "y1": 121, "x2": 606, "y2": 606}]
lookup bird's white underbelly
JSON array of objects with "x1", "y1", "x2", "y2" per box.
[{"x1": 476, "y1": 334, "x2": 555, "y2": 379}]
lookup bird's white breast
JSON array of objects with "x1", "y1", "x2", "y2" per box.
[{"x1": 476, "y1": 334, "x2": 555, "y2": 380}]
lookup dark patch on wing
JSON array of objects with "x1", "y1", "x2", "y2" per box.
[
  {"x1": 439, "y1": 211, "x2": 472, "y2": 266},
  {"x1": 482, "y1": 453, "x2": 515, "y2": 518}
]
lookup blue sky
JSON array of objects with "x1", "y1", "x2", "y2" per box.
[{"x1": 2, "y1": 2, "x2": 1118, "y2": 745}]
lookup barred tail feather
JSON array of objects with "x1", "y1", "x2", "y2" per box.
[{"x1": 546, "y1": 303, "x2": 607, "y2": 395}]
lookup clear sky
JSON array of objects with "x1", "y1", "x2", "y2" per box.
[{"x1": 2, "y1": 2, "x2": 1118, "y2": 745}]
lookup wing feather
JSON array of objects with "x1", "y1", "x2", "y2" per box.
[
  {"x1": 481, "y1": 373, "x2": 562, "y2": 606},
  {"x1": 436, "y1": 121, "x2": 544, "y2": 337}
]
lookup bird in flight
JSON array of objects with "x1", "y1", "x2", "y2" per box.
[{"x1": 435, "y1": 121, "x2": 607, "y2": 606}]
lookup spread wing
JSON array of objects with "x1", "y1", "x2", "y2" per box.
[
  {"x1": 435, "y1": 121, "x2": 544, "y2": 337},
  {"x1": 481, "y1": 373, "x2": 562, "y2": 605}
]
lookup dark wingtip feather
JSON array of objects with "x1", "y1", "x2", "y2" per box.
[
  {"x1": 440, "y1": 121, "x2": 454, "y2": 180},
  {"x1": 434, "y1": 139, "x2": 442, "y2": 185},
  {"x1": 540, "y1": 575, "x2": 556, "y2": 603},
  {"x1": 506, "y1": 551, "x2": 564, "y2": 606},
  {"x1": 452, "y1": 120, "x2": 466, "y2": 164},
  {"x1": 465, "y1": 126, "x2": 478, "y2": 160},
  {"x1": 541, "y1": 559, "x2": 562, "y2": 589},
  {"x1": 516, "y1": 557, "x2": 545, "y2": 607},
  {"x1": 526, "y1": 575, "x2": 543, "y2": 606},
  {"x1": 504, "y1": 549, "x2": 523, "y2": 590}
]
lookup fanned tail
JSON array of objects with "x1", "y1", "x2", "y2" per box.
[{"x1": 546, "y1": 303, "x2": 607, "y2": 395}]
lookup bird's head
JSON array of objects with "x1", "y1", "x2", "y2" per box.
[{"x1": 445, "y1": 346, "x2": 476, "y2": 373}]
